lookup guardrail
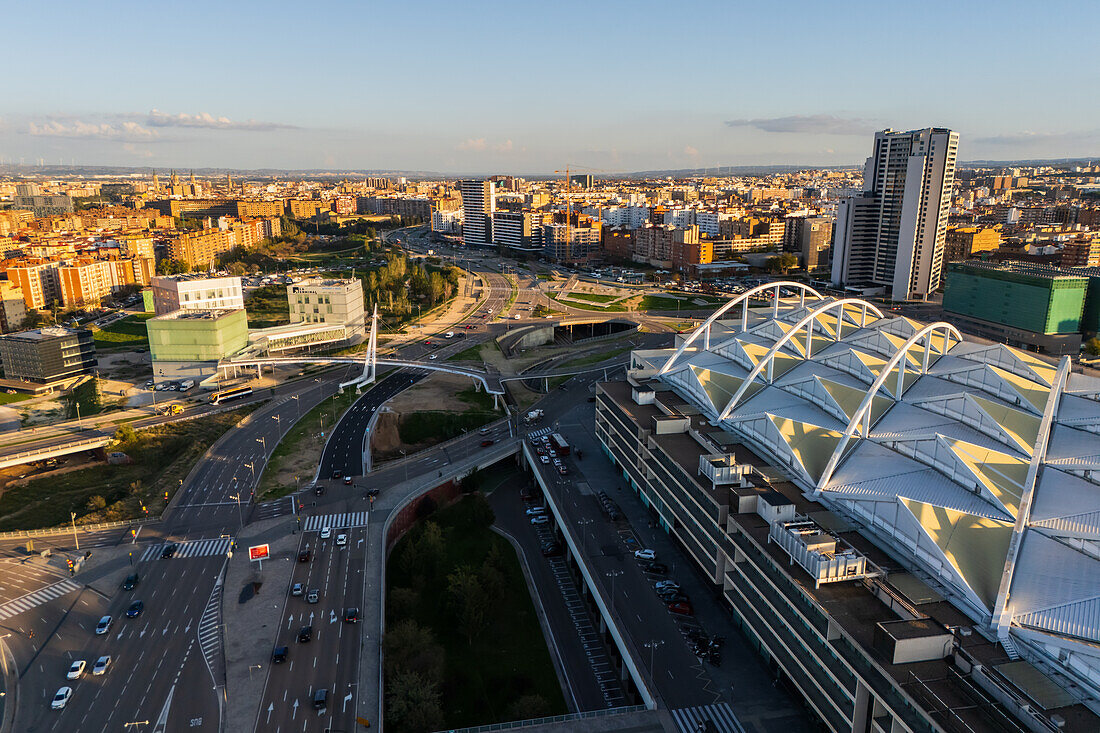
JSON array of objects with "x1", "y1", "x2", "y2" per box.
[
  {"x1": 433, "y1": 705, "x2": 648, "y2": 733},
  {"x1": 371, "y1": 416, "x2": 514, "y2": 470},
  {"x1": 0, "y1": 435, "x2": 109, "y2": 461},
  {"x1": 0, "y1": 517, "x2": 146, "y2": 540}
]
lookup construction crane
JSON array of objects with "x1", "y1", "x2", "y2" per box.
[{"x1": 553, "y1": 164, "x2": 616, "y2": 250}]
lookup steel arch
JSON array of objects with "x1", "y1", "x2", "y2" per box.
[
  {"x1": 815, "y1": 321, "x2": 962, "y2": 491},
  {"x1": 714, "y1": 298, "x2": 885, "y2": 420},
  {"x1": 656, "y1": 281, "x2": 823, "y2": 376}
]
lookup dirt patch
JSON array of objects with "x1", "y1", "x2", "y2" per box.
[
  {"x1": 387, "y1": 372, "x2": 479, "y2": 413},
  {"x1": 370, "y1": 411, "x2": 402, "y2": 455}
]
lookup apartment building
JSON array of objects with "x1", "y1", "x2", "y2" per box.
[
  {"x1": 785, "y1": 217, "x2": 834, "y2": 272},
  {"x1": 632, "y1": 225, "x2": 700, "y2": 269},
  {"x1": 150, "y1": 276, "x2": 244, "y2": 316},
  {"x1": 458, "y1": 180, "x2": 495, "y2": 247},
  {"x1": 286, "y1": 199, "x2": 326, "y2": 219},
  {"x1": 431, "y1": 208, "x2": 463, "y2": 234},
  {"x1": 832, "y1": 128, "x2": 959, "y2": 300},
  {"x1": 57, "y1": 257, "x2": 152, "y2": 308},
  {"x1": 943, "y1": 227, "x2": 1001, "y2": 263},
  {"x1": 12, "y1": 183, "x2": 74, "y2": 217},
  {"x1": 6, "y1": 261, "x2": 60, "y2": 309},
  {"x1": 0, "y1": 281, "x2": 27, "y2": 333}
]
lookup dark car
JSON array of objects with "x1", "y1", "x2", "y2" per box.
[
  {"x1": 331, "y1": 470, "x2": 342, "y2": 480},
  {"x1": 344, "y1": 608, "x2": 360, "y2": 623},
  {"x1": 642, "y1": 561, "x2": 669, "y2": 574},
  {"x1": 160, "y1": 544, "x2": 177, "y2": 559},
  {"x1": 480, "y1": 439, "x2": 494, "y2": 447},
  {"x1": 312, "y1": 688, "x2": 328, "y2": 710},
  {"x1": 540, "y1": 542, "x2": 563, "y2": 557},
  {"x1": 272, "y1": 646, "x2": 288, "y2": 664},
  {"x1": 297, "y1": 625, "x2": 312, "y2": 643},
  {"x1": 125, "y1": 600, "x2": 144, "y2": 618},
  {"x1": 314, "y1": 484, "x2": 325, "y2": 496},
  {"x1": 343, "y1": 476, "x2": 352, "y2": 485},
  {"x1": 668, "y1": 600, "x2": 694, "y2": 616},
  {"x1": 298, "y1": 549, "x2": 311, "y2": 563},
  {"x1": 121, "y1": 573, "x2": 140, "y2": 590},
  {"x1": 659, "y1": 590, "x2": 689, "y2": 604}
]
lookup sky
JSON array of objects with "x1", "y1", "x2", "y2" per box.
[{"x1": 1, "y1": 0, "x2": 1097, "y2": 175}]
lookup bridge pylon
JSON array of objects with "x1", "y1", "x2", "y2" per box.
[{"x1": 340, "y1": 304, "x2": 378, "y2": 390}]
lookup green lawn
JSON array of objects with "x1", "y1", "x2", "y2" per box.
[
  {"x1": 386, "y1": 494, "x2": 567, "y2": 730},
  {"x1": 399, "y1": 411, "x2": 497, "y2": 445},
  {"x1": 447, "y1": 342, "x2": 489, "y2": 362},
  {"x1": 557, "y1": 343, "x2": 636, "y2": 369},
  {"x1": 245, "y1": 284, "x2": 290, "y2": 328},
  {"x1": 92, "y1": 314, "x2": 154, "y2": 351},
  {"x1": 0, "y1": 393, "x2": 31, "y2": 405},
  {"x1": 565, "y1": 292, "x2": 616, "y2": 303},
  {"x1": 547, "y1": 293, "x2": 627, "y2": 312},
  {"x1": 0, "y1": 407, "x2": 254, "y2": 532},
  {"x1": 639, "y1": 293, "x2": 725, "y2": 311}
]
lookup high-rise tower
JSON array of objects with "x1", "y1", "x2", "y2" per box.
[
  {"x1": 457, "y1": 179, "x2": 495, "y2": 247},
  {"x1": 832, "y1": 128, "x2": 958, "y2": 301}
]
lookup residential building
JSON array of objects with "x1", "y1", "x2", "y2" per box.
[
  {"x1": 5, "y1": 261, "x2": 61, "y2": 309},
  {"x1": 285, "y1": 199, "x2": 326, "y2": 219},
  {"x1": 150, "y1": 276, "x2": 244, "y2": 316},
  {"x1": 832, "y1": 128, "x2": 959, "y2": 300},
  {"x1": 458, "y1": 180, "x2": 494, "y2": 247},
  {"x1": 58, "y1": 257, "x2": 150, "y2": 308},
  {"x1": 492, "y1": 211, "x2": 541, "y2": 253},
  {"x1": 944, "y1": 227, "x2": 1001, "y2": 263},
  {"x1": 943, "y1": 261, "x2": 1087, "y2": 354},
  {"x1": 12, "y1": 183, "x2": 74, "y2": 217},
  {"x1": 0, "y1": 281, "x2": 26, "y2": 333},
  {"x1": 605, "y1": 297, "x2": 1100, "y2": 733},
  {"x1": 146, "y1": 308, "x2": 248, "y2": 384},
  {"x1": 633, "y1": 225, "x2": 700, "y2": 269},
  {"x1": 166, "y1": 228, "x2": 233, "y2": 269},
  {"x1": 431, "y1": 208, "x2": 463, "y2": 235},
  {"x1": 786, "y1": 217, "x2": 834, "y2": 272},
  {"x1": 0, "y1": 327, "x2": 95, "y2": 385},
  {"x1": 1060, "y1": 235, "x2": 1100, "y2": 268}
]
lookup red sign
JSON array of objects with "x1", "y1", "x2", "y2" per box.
[{"x1": 248, "y1": 544, "x2": 270, "y2": 561}]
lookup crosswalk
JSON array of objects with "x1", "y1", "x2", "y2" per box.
[
  {"x1": 302, "y1": 512, "x2": 369, "y2": 533},
  {"x1": 527, "y1": 427, "x2": 553, "y2": 438},
  {"x1": 139, "y1": 537, "x2": 232, "y2": 562},
  {"x1": 197, "y1": 577, "x2": 224, "y2": 679},
  {"x1": 0, "y1": 579, "x2": 82, "y2": 621},
  {"x1": 253, "y1": 496, "x2": 295, "y2": 522},
  {"x1": 670, "y1": 703, "x2": 745, "y2": 733}
]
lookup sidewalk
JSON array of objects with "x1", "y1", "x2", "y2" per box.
[{"x1": 222, "y1": 516, "x2": 302, "y2": 733}]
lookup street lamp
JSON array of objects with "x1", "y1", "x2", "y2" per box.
[
  {"x1": 244, "y1": 462, "x2": 255, "y2": 481},
  {"x1": 256, "y1": 436, "x2": 266, "y2": 453},
  {"x1": 577, "y1": 517, "x2": 593, "y2": 556},
  {"x1": 399, "y1": 449, "x2": 408, "y2": 484},
  {"x1": 606, "y1": 568, "x2": 623, "y2": 613},
  {"x1": 644, "y1": 639, "x2": 664, "y2": 676},
  {"x1": 229, "y1": 493, "x2": 244, "y2": 528},
  {"x1": 273, "y1": 414, "x2": 281, "y2": 432},
  {"x1": 291, "y1": 394, "x2": 300, "y2": 420},
  {"x1": 71, "y1": 511, "x2": 79, "y2": 551}
]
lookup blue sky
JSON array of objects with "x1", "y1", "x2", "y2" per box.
[{"x1": 1, "y1": 0, "x2": 1097, "y2": 173}]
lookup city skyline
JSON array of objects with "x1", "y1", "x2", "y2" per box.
[{"x1": 3, "y1": 0, "x2": 1098, "y2": 173}]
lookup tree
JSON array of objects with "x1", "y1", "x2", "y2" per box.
[
  {"x1": 447, "y1": 564, "x2": 489, "y2": 642},
  {"x1": 157, "y1": 258, "x2": 190, "y2": 275},
  {"x1": 1085, "y1": 337, "x2": 1100, "y2": 357},
  {"x1": 508, "y1": 694, "x2": 550, "y2": 721},
  {"x1": 386, "y1": 670, "x2": 444, "y2": 733},
  {"x1": 113, "y1": 424, "x2": 137, "y2": 446},
  {"x1": 226, "y1": 261, "x2": 247, "y2": 277},
  {"x1": 459, "y1": 466, "x2": 483, "y2": 494},
  {"x1": 384, "y1": 619, "x2": 445, "y2": 685},
  {"x1": 765, "y1": 252, "x2": 798, "y2": 275}
]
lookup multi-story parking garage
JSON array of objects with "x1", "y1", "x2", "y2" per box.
[{"x1": 596, "y1": 283, "x2": 1100, "y2": 733}]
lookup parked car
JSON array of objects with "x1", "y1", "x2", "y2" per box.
[
  {"x1": 539, "y1": 455, "x2": 550, "y2": 464},
  {"x1": 642, "y1": 561, "x2": 668, "y2": 574},
  {"x1": 540, "y1": 542, "x2": 563, "y2": 557},
  {"x1": 634, "y1": 549, "x2": 657, "y2": 561},
  {"x1": 530, "y1": 515, "x2": 550, "y2": 525},
  {"x1": 654, "y1": 580, "x2": 679, "y2": 591},
  {"x1": 95, "y1": 616, "x2": 112, "y2": 635},
  {"x1": 66, "y1": 660, "x2": 86, "y2": 680},
  {"x1": 667, "y1": 600, "x2": 694, "y2": 616},
  {"x1": 51, "y1": 687, "x2": 73, "y2": 709},
  {"x1": 525, "y1": 506, "x2": 545, "y2": 516},
  {"x1": 92, "y1": 655, "x2": 111, "y2": 676}
]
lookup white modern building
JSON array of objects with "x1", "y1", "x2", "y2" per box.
[
  {"x1": 604, "y1": 284, "x2": 1100, "y2": 731},
  {"x1": 287, "y1": 278, "x2": 365, "y2": 335},
  {"x1": 431, "y1": 208, "x2": 463, "y2": 235},
  {"x1": 832, "y1": 128, "x2": 958, "y2": 301},
  {"x1": 458, "y1": 179, "x2": 494, "y2": 247},
  {"x1": 150, "y1": 275, "x2": 244, "y2": 316}
]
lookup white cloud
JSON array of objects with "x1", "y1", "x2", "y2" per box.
[
  {"x1": 27, "y1": 119, "x2": 158, "y2": 141},
  {"x1": 972, "y1": 129, "x2": 1100, "y2": 146},
  {"x1": 457, "y1": 137, "x2": 487, "y2": 151},
  {"x1": 725, "y1": 114, "x2": 878, "y2": 135},
  {"x1": 494, "y1": 139, "x2": 514, "y2": 153},
  {"x1": 146, "y1": 109, "x2": 297, "y2": 131},
  {"x1": 683, "y1": 145, "x2": 699, "y2": 158}
]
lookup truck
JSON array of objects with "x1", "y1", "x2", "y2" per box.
[
  {"x1": 550, "y1": 432, "x2": 570, "y2": 455},
  {"x1": 157, "y1": 404, "x2": 185, "y2": 416},
  {"x1": 524, "y1": 409, "x2": 544, "y2": 424},
  {"x1": 444, "y1": 331, "x2": 455, "y2": 339},
  {"x1": 178, "y1": 379, "x2": 195, "y2": 391}
]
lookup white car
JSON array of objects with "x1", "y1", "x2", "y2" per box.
[
  {"x1": 92, "y1": 655, "x2": 111, "y2": 676},
  {"x1": 525, "y1": 507, "x2": 545, "y2": 516},
  {"x1": 539, "y1": 455, "x2": 550, "y2": 464},
  {"x1": 634, "y1": 549, "x2": 657, "y2": 561},
  {"x1": 51, "y1": 687, "x2": 72, "y2": 709},
  {"x1": 319, "y1": 527, "x2": 331, "y2": 539},
  {"x1": 428, "y1": 354, "x2": 438, "y2": 360},
  {"x1": 530, "y1": 515, "x2": 550, "y2": 525},
  {"x1": 336, "y1": 534, "x2": 347, "y2": 547},
  {"x1": 95, "y1": 615, "x2": 112, "y2": 635},
  {"x1": 66, "y1": 660, "x2": 86, "y2": 680}
]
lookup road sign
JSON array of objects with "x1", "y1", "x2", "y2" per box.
[{"x1": 248, "y1": 544, "x2": 270, "y2": 561}]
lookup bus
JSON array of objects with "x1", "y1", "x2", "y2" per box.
[
  {"x1": 550, "y1": 433, "x2": 570, "y2": 456},
  {"x1": 210, "y1": 385, "x2": 253, "y2": 405}
]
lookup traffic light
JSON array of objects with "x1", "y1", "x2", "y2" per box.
[
  {"x1": 164, "y1": 492, "x2": 169, "y2": 502},
  {"x1": 141, "y1": 505, "x2": 148, "y2": 515}
]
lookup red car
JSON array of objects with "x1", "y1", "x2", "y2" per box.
[
  {"x1": 480, "y1": 439, "x2": 494, "y2": 447},
  {"x1": 668, "y1": 601, "x2": 694, "y2": 616}
]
